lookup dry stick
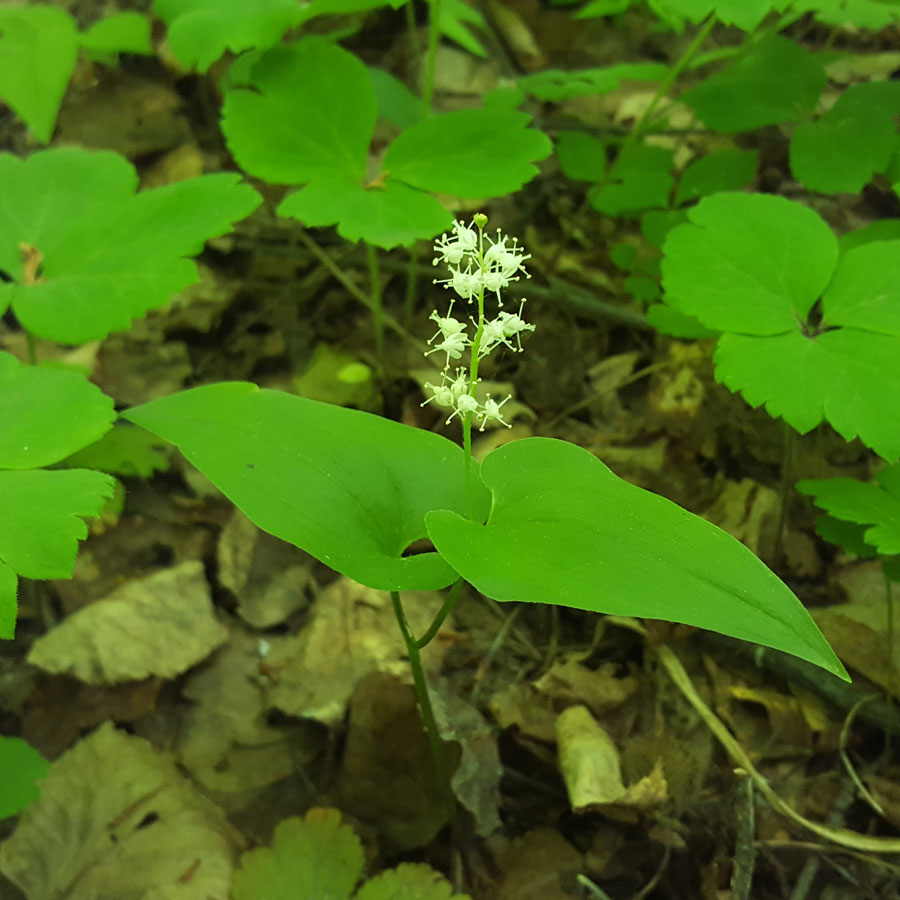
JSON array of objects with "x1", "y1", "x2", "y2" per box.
[{"x1": 656, "y1": 641, "x2": 900, "y2": 853}]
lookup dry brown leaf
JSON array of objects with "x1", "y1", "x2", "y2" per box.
[
  {"x1": 556, "y1": 705, "x2": 625, "y2": 810},
  {"x1": 266, "y1": 577, "x2": 445, "y2": 724},
  {"x1": 492, "y1": 828, "x2": 583, "y2": 900},
  {"x1": 179, "y1": 629, "x2": 294, "y2": 793},
  {"x1": 533, "y1": 659, "x2": 638, "y2": 717},
  {"x1": 0, "y1": 722, "x2": 241, "y2": 900},
  {"x1": 28, "y1": 561, "x2": 228, "y2": 684},
  {"x1": 488, "y1": 682, "x2": 557, "y2": 743}
]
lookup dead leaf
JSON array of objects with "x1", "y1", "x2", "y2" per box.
[
  {"x1": 557, "y1": 705, "x2": 626, "y2": 809},
  {"x1": 533, "y1": 659, "x2": 638, "y2": 717},
  {"x1": 179, "y1": 629, "x2": 294, "y2": 793},
  {"x1": 28, "y1": 561, "x2": 228, "y2": 684},
  {"x1": 0, "y1": 722, "x2": 241, "y2": 900},
  {"x1": 266, "y1": 577, "x2": 446, "y2": 725},
  {"x1": 492, "y1": 828, "x2": 583, "y2": 900}
]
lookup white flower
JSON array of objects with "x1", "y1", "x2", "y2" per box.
[
  {"x1": 433, "y1": 219, "x2": 478, "y2": 267},
  {"x1": 477, "y1": 394, "x2": 512, "y2": 431},
  {"x1": 446, "y1": 392, "x2": 480, "y2": 425},
  {"x1": 434, "y1": 263, "x2": 482, "y2": 302},
  {"x1": 484, "y1": 230, "x2": 531, "y2": 280},
  {"x1": 496, "y1": 298, "x2": 535, "y2": 351},
  {"x1": 478, "y1": 315, "x2": 516, "y2": 358},
  {"x1": 425, "y1": 330, "x2": 470, "y2": 365},
  {"x1": 427, "y1": 304, "x2": 467, "y2": 344},
  {"x1": 421, "y1": 368, "x2": 471, "y2": 409}
]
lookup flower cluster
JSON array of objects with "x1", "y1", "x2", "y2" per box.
[{"x1": 423, "y1": 216, "x2": 534, "y2": 431}]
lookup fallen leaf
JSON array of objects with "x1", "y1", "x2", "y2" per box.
[
  {"x1": 0, "y1": 722, "x2": 241, "y2": 899},
  {"x1": 28, "y1": 560, "x2": 228, "y2": 684}
]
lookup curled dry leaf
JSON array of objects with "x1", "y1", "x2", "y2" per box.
[{"x1": 28, "y1": 560, "x2": 227, "y2": 684}]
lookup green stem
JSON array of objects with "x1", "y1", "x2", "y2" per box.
[
  {"x1": 366, "y1": 242, "x2": 383, "y2": 363},
  {"x1": 391, "y1": 590, "x2": 446, "y2": 780},
  {"x1": 416, "y1": 577, "x2": 464, "y2": 649},
  {"x1": 403, "y1": 243, "x2": 420, "y2": 329},
  {"x1": 614, "y1": 13, "x2": 716, "y2": 168},
  {"x1": 421, "y1": 0, "x2": 442, "y2": 114},
  {"x1": 462, "y1": 227, "x2": 487, "y2": 520},
  {"x1": 25, "y1": 332, "x2": 36, "y2": 365}
]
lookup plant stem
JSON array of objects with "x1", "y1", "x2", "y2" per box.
[
  {"x1": 614, "y1": 12, "x2": 716, "y2": 167},
  {"x1": 25, "y1": 332, "x2": 36, "y2": 365},
  {"x1": 366, "y1": 242, "x2": 384, "y2": 363},
  {"x1": 391, "y1": 590, "x2": 447, "y2": 781},
  {"x1": 421, "y1": 0, "x2": 442, "y2": 114},
  {"x1": 416, "y1": 577, "x2": 464, "y2": 649},
  {"x1": 462, "y1": 227, "x2": 488, "y2": 520}
]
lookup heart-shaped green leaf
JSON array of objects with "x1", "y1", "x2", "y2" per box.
[{"x1": 426, "y1": 438, "x2": 847, "y2": 680}]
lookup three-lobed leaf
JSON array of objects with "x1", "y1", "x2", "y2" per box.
[
  {"x1": 426, "y1": 438, "x2": 848, "y2": 680},
  {"x1": 661, "y1": 192, "x2": 900, "y2": 459},
  {"x1": 0, "y1": 147, "x2": 261, "y2": 343}
]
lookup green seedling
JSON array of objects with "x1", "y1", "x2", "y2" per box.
[
  {"x1": 124, "y1": 214, "x2": 848, "y2": 785},
  {"x1": 659, "y1": 191, "x2": 900, "y2": 462},
  {"x1": 0, "y1": 4, "x2": 152, "y2": 143},
  {"x1": 231, "y1": 807, "x2": 471, "y2": 900}
]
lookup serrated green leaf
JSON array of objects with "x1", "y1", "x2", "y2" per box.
[
  {"x1": 425, "y1": 438, "x2": 848, "y2": 680},
  {"x1": 222, "y1": 39, "x2": 376, "y2": 185},
  {"x1": 646, "y1": 303, "x2": 718, "y2": 337},
  {"x1": 383, "y1": 107, "x2": 551, "y2": 198},
  {"x1": 0, "y1": 5, "x2": 78, "y2": 143},
  {"x1": 674, "y1": 147, "x2": 758, "y2": 206},
  {"x1": 661, "y1": 192, "x2": 838, "y2": 333},
  {"x1": 231, "y1": 810, "x2": 364, "y2": 900},
  {"x1": 793, "y1": 0, "x2": 900, "y2": 28},
  {"x1": 0, "y1": 468, "x2": 115, "y2": 638},
  {"x1": 814, "y1": 514, "x2": 878, "y2": 558},
  {"x1": 790, "y1": 81, "x2": 900, "y2": 194},
  {"x1": 518, "y1": 62, "x2": 668, "y2": 102},
  {"x1": 797, "y1": 465, "x2": 900, "y2": 556},
  {"x1": 0, "y1": 147, "x2": 260, "y2": 343},
  {"x1": 555, "y1": 131, "x2": 606, "y2": 183},
  {"x1": 821, "y1": 240, "x2": 900, "y2": 333},
  {"x1": 0, "y1": 737, "x2": 49, "y2": 820},
  {"x1": 154, "y1": 0, "x2": 303, "y2": 71},
  {"x1": 355, "y1": 863, "x2": 471, "y2": 900},
  {"x1": 715, "y1": 329, "x2": 900, "y2": 459},
  {"x1": 682, "y1": 35, "x2": 825, "y2": 133},
  {"x1": 0, "y1": 353, "x2": 116, "y2": 469},
  {"x1": 591, "y1": 145, "x2": 674, "y2": 216},
  {"x1": 80, "y1": 11, "x2": 152, "y2": 57},
  {"x1": 278, "y1": 178, "x2": 451, "y2": 249},
  {"x1": 123, "y1": 383, "x2": 490, "y2": 591},
  {"x1": 641, "y1": 208, "x2": 688, "y2": 248}
]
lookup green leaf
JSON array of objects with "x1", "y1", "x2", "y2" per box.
[
  {"x1": 797, "y1": 465, "x2": 900, "y2": 556},
  {"x1": 661, "y1": 192, "x2": 838, "y2": 333},
  {"x1": 839, "y1": 219, "x2": 900, "y2": 256},
  {"x1": 591, "y1": 145, "x2": 674, "y2": 216},
  {"x1": 437, "y1": 0, "x2": 489, "y2": 57},
  {"x1": 708, "y1": 0, "x2": 791, "y2": 29},
  {"x1": 793, "y1": 0, "x2": 900, "y2": 28},
  {"x1": 0, "y1": 352, "x2": 116, "y2": 469},
  {"x1": 814, "y1": 514, "x2": 878, "y2": 558},
  {"x1": 222, "y1": 39, "x2": 376, "y2": 185},
  {"x1": 555, "y1": 131, "x2": 606, "y2": 183},
  {"x1": 355, "y1": 864, "x2": 471, "y2": 900},
  {"x1": 641, "y1": 208, "x2": 688, "y2": 248},
  {"x1": 674, "y1": 148, "x2": 758, "y2": 206},
  {"x1": 518, "y1": 63, "x2": 668, "y2": 102},
  {"x1": 278, "y1": 178, "x2": 451, "y2": 250},
  {"x1": 682, "y1": 35, "x2": 826, "y2": 133},
  {"x1": 425, "y1": 438, "x2": 847, "y2": 680},
  {"x1": 0, "y1": 737, "x2": 49, "y2": 820},
  {"x1": 369, "y1": 67, "x2": 422, "y2": 130},
  {"x1": 790, "y1": 81, "x2": 900, "y2": 194},
  {"x1": 822, "y1": 239, "x2": 900, "y2": 333},
  {"x1": 575, "y1": 0, "x2": 639, "y2": 19},
  {"x1": 0, "y1": 468, "x2": 115, "y2": 638},
  {"x1": 0, "y1": 4, "x2": 78, "y2": 143},
  {"x1": 60, "y1": 424, "x2": 171, "y2": 478},
  {"x1": 383, "y1": 107, "x2": 551, "y2": 198},
  {"x1": 79, "y1": 11, "x2": 152, "y2": 57},
  {"x1": 154, "y1": 0, "x2": 303, "y2": 71},
  {"x1": 0, "y1": 147, "x2": 260, "y2": 343},
  {"x1": 646, "y1": 303, "x2": 718, "y2": 337},
  {"x1": 231, "y1": 809, "x2": 364, "y2": 900},
  {"x1": 122, "y1": 383, "x2": 490, "y2": 592}
]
